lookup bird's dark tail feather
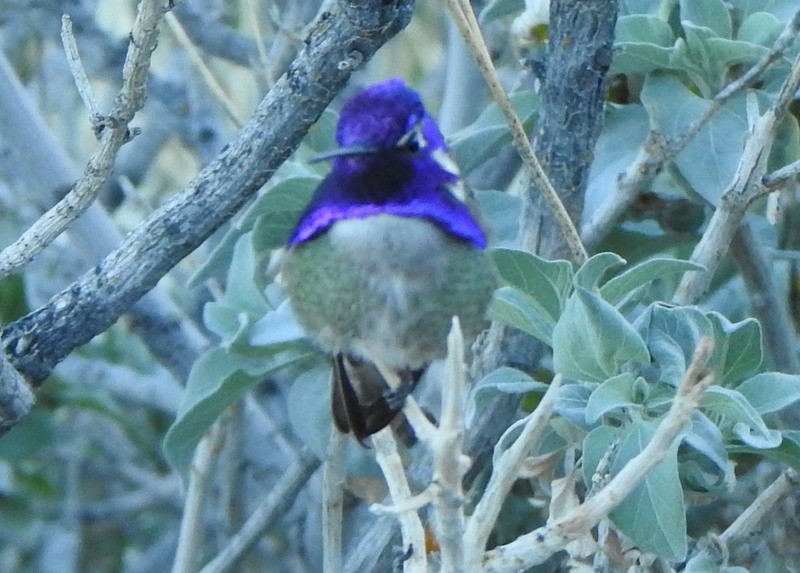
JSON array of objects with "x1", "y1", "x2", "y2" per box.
[{"x1": 331, "y1": 353, "x2": 424, "y2": 446}]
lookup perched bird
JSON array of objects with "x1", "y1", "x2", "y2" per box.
[{"x1": 282, "y1": 79, "x2": 497, "y2": 444}]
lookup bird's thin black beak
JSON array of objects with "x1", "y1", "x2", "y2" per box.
[{"x1": 309, "y1": 145, "x2": 379, "y2": 163}]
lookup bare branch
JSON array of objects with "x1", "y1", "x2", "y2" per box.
[
  {"x1": 0, "y1": 0, "x2": 170, "y2": 279},
  {"x1": 583, "y1": 8, "x2": 800, "y2": 249},
  {"x1": 60, "y1": 14, "x2": 101, "y2": 121},
  {"x1": 172, "y1": 420, "x2": 228, "y2": 573},
  {"x1": 198, "y1": 451, "x2": 319, "y2": 573},
  {"x1": 322, "y1": 429, "x2": 346, "y2": 573},
  {"x1": 763, "y1": 158, "x2": 800, "y2": 191},
  {"x1": 464, "y1": 374, "x2": 564, "y2": 569},
  {"x1": 719, "y1": 468, "x2": 799, "y2": 545},
  {"x1": 674, "y1": 51, "x2": 800, "y2": 305},
  {"x1": 730, "y1": 222, "x2": 800, "y2": 373},
  {"x1": 430, "y1": 318, "x2": 468, "y2": 572},
  {"x1": 371, "y1": 429, "x2": 428, "y2": 572},
  {"x1": 0, "y1": 0, "x2": 416, "y2": 399}
]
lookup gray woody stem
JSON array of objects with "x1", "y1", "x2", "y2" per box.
[
  {"x1": 674, "y1": 51, "x2": 800, "y2": 305},
  {"x1": 0, "y1": 2, "x2": 415, "y2": 404}
]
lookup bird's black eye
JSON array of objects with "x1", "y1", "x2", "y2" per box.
[
  {"x1": 403, "y1": 134, "x2": 420, "y2": 153},
  {"x1": 397, "y1": 128, "x2": 425, "y2": 153}
]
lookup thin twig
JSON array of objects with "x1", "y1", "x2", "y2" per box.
[
  {"x1": 245, "y1": 0, "x2": 274, "y2": 86},
  {"x1": 463, "y1": 373, "x2": 564, "y2": 569},
  {"x1": 322, "y1": 429, "x2": 346, "y2": 573},
  {"x1": 171, "y1": 420, "x2": 228, "y2": 573},
  {"x1": 431, "y1": 318, "x2": 468, "y2": 573},
  {"x1": 480, "y1": 338, "x2": 715, "y2": 572},
  {"x1": 371, "y1": 429, "x2": 428, "y2": 573},
  {"x1": 719, "y1": 468, "x2": 799, "y2": 544},
  {"x1": 444, "y1": 0, "x2": 587, "y2": 265},
  {"x1": 730, "y1": 223, "x2": 800, "y2": 373},
  {"x1": 674, "y1": 50, "x2": 800, "y2": 305},
  {"x1": 0, "y1": 0, "x2": 169, "y2": 280},
  {"x1": 198, "y1": 452, "x2": 319, "y2": 573},
  {"x1": 583, "y1": 8, "x2": 800, "y2": 249},
  {"x1": 60, "y1": 15, "x2": 101, "y2": 122},
  {"x1": 763, "y1": 158, "x2": 800, "y2": 190}
]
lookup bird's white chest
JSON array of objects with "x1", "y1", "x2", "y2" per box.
[{"x1": 328, "y1": 214, "x2": 451, "y2": 366}]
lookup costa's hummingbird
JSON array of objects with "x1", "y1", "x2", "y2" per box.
[{"x1": 282, "y1": 79, "x2": 497, "y2": 444}]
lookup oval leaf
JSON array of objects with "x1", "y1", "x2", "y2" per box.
[{"x1": 553, "y1": 288, "x2": 650, "y2": 382}]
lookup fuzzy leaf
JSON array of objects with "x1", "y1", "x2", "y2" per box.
[
  {"x1": 573, "y1": 252, "x2": 626, "y2": 291},
  {"x1": 164, "y1": 346, "x2": 315, "y2": 478},
  {"x1": 701, "y1": 386, "x2": 781, "y2": 449},
  {"x1": 600, "y1": 258, "x2": 704, "y2": 305},
  {"x1": 583, "y1": 418, "x2": 687, "y2": 560},
  {"x1": 707, "y1": 313, "x2": 762, "y2": 385},
  {"x1": 492, "y1": 248, "x2": 572, "y2": 320},
  {"x1": 736, "y1": 372, "x2": 800, "y2": 414},
  {"x1": 585, "y1": 373, "x2": 644, "y2": 423},
  {"x1": 489, "y1": 286, "x2": 555, "y2": 344},
  {"x1": 641, "y1": 74, "x2": 747, "y2": 205},
  {"x1": 449, "y1": 91, "x2": 538, "y2": 174},
  {"x1": 553, "y1": 288, "x2": 650, "y2": 382},
  {"x1": 636, "y1": 304, "x2": 712, "y2": 386}
]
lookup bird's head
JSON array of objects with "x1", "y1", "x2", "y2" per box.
[{"x1": 314, "y1": 79, "x2": 448, "y2": 162}]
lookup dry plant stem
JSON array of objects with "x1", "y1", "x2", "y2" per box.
[
  {"x1": 719, "y1": 468, "x2": 799, "y2": 544},
  {"x1": 0, "y1": 0, "x2": 168, "y2": 280},
  {"x1": 481, "y1": 338, "x2": 716, "y2": 573},
  {"x1": 60, "y1": 15, "x2": 100, "y2": 119},
  {"x1": 674, "y1": 52, "x2": 800, "y2": 305},
  {"x1": 245, "y1": 0, "x2": 274, "y2": 86},
  {"x1": 583, "y1": 8, "x2": 800, "y2": 249},
  {"x1": 463, "y1": 373, "x2": 564, "y2": 569},
  {"x1": 444, "y1": 0, "x2": 587, "y2": 265},
  {"x1": 763, "y1": 158, "x2": 800, "y2": 190},
  {"x1": 171, "y1": 421, "x2": 227, "y2": 573},
  {"x1": 690, "y1": 468, "x2": 799, "y2": 566},
  {"x1": 0, "y1": 53, "x2": 207, "y2": 389},
  {"x1": 431, "y1": 318, "x2": 467, "y2": 573},
  {"x1": 322, "y1": 428, "x2": 347, "y2": 573},
  {"x1": 164, "y1": 12, "x2": 245, "y2": 127},
  {"x1": 198, "y1": 453, "x2": 319, "y2": 573},
  {"x1": 371, "y1": 429, "x2": 428, "y2": 573}
]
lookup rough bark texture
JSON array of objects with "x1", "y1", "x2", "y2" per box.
[
  {"x1": 523, "y1": 0, "x2": 617, "y2": 258},
  {"x1": 464, "y1": 0, "x2": 618, "y2": 485},
  {"x1": 1, "y1": 1, "x2": 415, "y2": 387}
]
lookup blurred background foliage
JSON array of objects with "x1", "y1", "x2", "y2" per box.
[{"x1": 1, "y1": 0, "x2": 800, "y2": 571}]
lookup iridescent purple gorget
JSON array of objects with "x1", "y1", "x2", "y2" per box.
[{"x1": 287, "y1": 78, "x2": 487, "y2": 249}]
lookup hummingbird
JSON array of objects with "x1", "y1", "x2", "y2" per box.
[{"x1": 282, "y1": 79, "x2": 497, "y2": 444}]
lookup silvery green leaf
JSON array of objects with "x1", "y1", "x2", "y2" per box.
[
  {"x1": 585, "y1": 373, "x2": 640, "y2": 423},
  {"x1": 583, "y1": 418, "x2": 687, "y2": 560},
  {"x1": 553, "y1": 288, "x2": 649, "y2": 382},
  {"x1": 600, "y1": 258, "x2": 704, "y2": 305},
  {"x1": 573, "y1": 252, "x2": 626, "y2": 291},
  {"x1": 736, "y1": 372, "x2": 800, "y2": 414}
]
